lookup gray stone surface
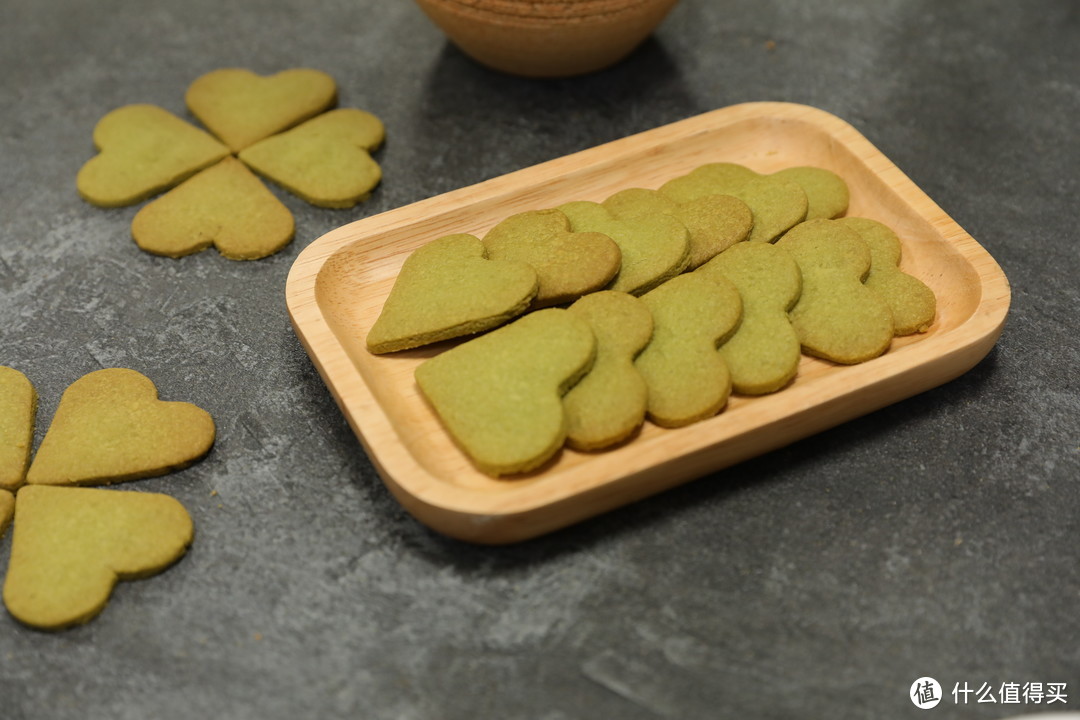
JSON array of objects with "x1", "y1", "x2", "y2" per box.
[{"x1": 1, "y1": 0, "x2": 1078, "y2": 718}]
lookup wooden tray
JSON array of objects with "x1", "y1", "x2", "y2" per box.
[{"x1": 285, "y1": 102, "x2": 1010, "y2": 544}]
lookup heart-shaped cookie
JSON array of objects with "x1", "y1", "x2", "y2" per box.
[
  {"x1": 3, "y1": 485, "x2": 194, "y2": 630},
  {"x1": 0, "y1": 366, "x2": 36, "y2": 492},
  {"x1": 367, "y1": 233, "x2": 538, "y2": 354},
  {"x1": 696, "y1": 242, "x2": 803, "y2": 395},
  {"x1": 635, "y1": 272, "x2": 743, "y2": 427},
  {"x1": 558, "y1": 200, "x2": 690, "y2": 295},
  {"x1": 0, "y1": 490, "x2": 13, "y2": 541},
  {"x1": 131, "y1": 157, "x2": 295, "y2": 260},
  {"x1": 238, "y1": 108, "x2": 385, "y2": 208},
  {"x1": 771, "y1": 166, "x2": 850, "y2": 220},
  {"x1": 26, "y1": 368, "x2": 216, "y2": 486},
  {"x1": 661, "y1": 162, "x2": 808, "y2": 243},
  {"x1": 482, "y1": 208, "x2": 622, "y2": 307},
  {"x1": 415, "y1": 308, "x2": 596, "y2": 476},
  {"x1": 603, "y1": 187, "x2": 752, "y2": 268},
  {"x1": 775, "y1": 219, "x2": 894, "y2": 364},
  {"x1": 563, "y1": 291, "x2": 654, "y2": 450},
  {"x1": 76, "y1": 104, "x2": 230, "y2": 207},
  {"x1": 186, "y1": 68, "x2": 338, "y2": 152},
  {"x1": 835, "y1": 217, "x2": 936, "y2": 335}
]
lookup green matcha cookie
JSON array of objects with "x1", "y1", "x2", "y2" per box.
[
  {"x1": 776, "y1": 219, "x2": 894, "y2": 364},
  {"x1": 696, "y1": 242, "x2": 803, "y2": 394},
  {"x1": 76, "y1": 104, "x2": 230, "y2": 208},
  {"x1": 771, "y1": 166, "x2": 850, "y2": 220},
  {"x1": 131, "y1": 157, "x2": 295, "y2": 260},
  {"x1": 660, "y1": 163, "x2": 808, "y2": 243},
  {"x1": 603, "y1": 187, "x2": 752, "y2": 268},
  {"x1": 186, "y1": 68, "x2": 338, "y2": 152},
  {"x1": 3, "y1": 485, "x2": 194, "y2": 631},
  {"x1": 367, "y1": 233, "x2": 539, "y2": 354},
  {"x1": 415, "y1": 309, "x2": 596, "y2": 476},
  {"x1": 0, "y1": 366, "x2": 36, "y2": 492},
  {"x1": 835, "y1": 217, "x2": 937, "y2": 335},
  {"x1": 239, "y1": 108, "x2": 385, "y2": 209},
  {"x1": 558, "y1": 200, "x2": 690, "y2": 295},
  {"x1": 0, "y1": 490, "x2": 13, "y2": 542},
  {"x1": 482, "y1": 209, "x2": 621, "y2": 308},
  {"x1": 564, "y1": 291, "x2": 654, "y2": 450},
  {"x1": 635, "y1": 273, "x2": 742, "y2": 427},
  {"x1": 26, "y1": 368, "x2": 216, "y2": 486}
]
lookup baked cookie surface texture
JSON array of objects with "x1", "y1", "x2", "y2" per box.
[
  {"x1": 776, "y1": 219, "x2": 894, "y2": 364},
  {"x1": 635, "y1": 273, "x2": 743, "y2": 427},
  {"x1": 415, "y1": 308, "x2": 596, "y2": 476},
  {"x1": 76, "y1": 104, "x2": 230, "y2": 208},
  {"x1": 563, "y1": 291, "x2": 654, "y2": 450},
  {"x1": 132, "y1": 157, "x2": 295, "y2": 260},
  {"x1": 367, "y1": 233, "x2": 538, "y2": 354},
  {"x1": 660, "y1": 163, "x2": 808, "y2": 243},
  {"x1": 558, "y1": 200, "x2": 690, "y2": 295},
  {"x1": 238, "y1": 108, "x2": 385, "y2": 208},
  {"x1": 3, "y1": 485, "x2": 194, "y2": 631},
  {"x1": 696, "y1": 242, "x2": 803, "y2": 395},
  {"x1": 26, "y1": 368, "x2": 216, "y2": 487},
  {"x1": 186, "y1": 68, "x2": 338, "y2": 152},
  {"x1": 836, "y1": 217, "x2": 937, "y2": 335},
  {"x1": 771, "y1": 166, "x2": 850, "y2": 220},
  {"x1": 0, "y1": 366, "x2": 36, "y2": 492},
  {"x1": 0, "y1": 490, "x2": 13, "y2": 542},
  {"x1": 603, "y1": 187, "x2": 752, "y2": 268},
  {"x1": 482, "y1": 209, "x2": 621, "y2": 308}
]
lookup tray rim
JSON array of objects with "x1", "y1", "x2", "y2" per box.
[{"x1": 285, "y1": 101, "x2": 1011, "y2": 544}]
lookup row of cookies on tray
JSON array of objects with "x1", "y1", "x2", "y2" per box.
[{"x1": 366, "y1": 162, "x2": 936, "y2": 476}]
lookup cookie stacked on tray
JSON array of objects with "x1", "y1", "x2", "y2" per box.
[{"x1": 367, "y1": 163, "x2": 937, "y2": 476}]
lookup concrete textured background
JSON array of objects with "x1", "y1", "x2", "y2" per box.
[{"x1": 1, "y1": 0, "x2": 1078, "y2": 718}]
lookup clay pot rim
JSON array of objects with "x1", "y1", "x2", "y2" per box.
[
  {"x1": 447, "y1": 0, "x2": 653, "y2": 16},
  {"x1": 420, "y1": 0, "x2": 671, "y2": 27}
]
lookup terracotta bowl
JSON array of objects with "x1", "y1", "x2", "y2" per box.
[{"x1": 413, "y1": 0, "x2": 681, "y2": 78}]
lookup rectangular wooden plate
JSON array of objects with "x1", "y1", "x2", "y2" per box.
[{"x1": 285, "y1": 102, "x2": 1010, "y2": 545}]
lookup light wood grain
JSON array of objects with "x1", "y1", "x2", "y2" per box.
[{"x1": 285, "y1": 102, "x2": 1010, "y2": 544}]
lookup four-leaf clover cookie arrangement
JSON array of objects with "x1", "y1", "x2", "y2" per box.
[
  {"x1": 76, "y1": 68, "x2": 385, "y2": 260},
  {"x1": 1, "y1": 67, "x2": 387, "y2": 632},
  {"x1": 0, "y1": 366, "x2": 215, "y2": 631},
  {"x1": 366, "y1": 162, "x2": 937, "y2": 476}
]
